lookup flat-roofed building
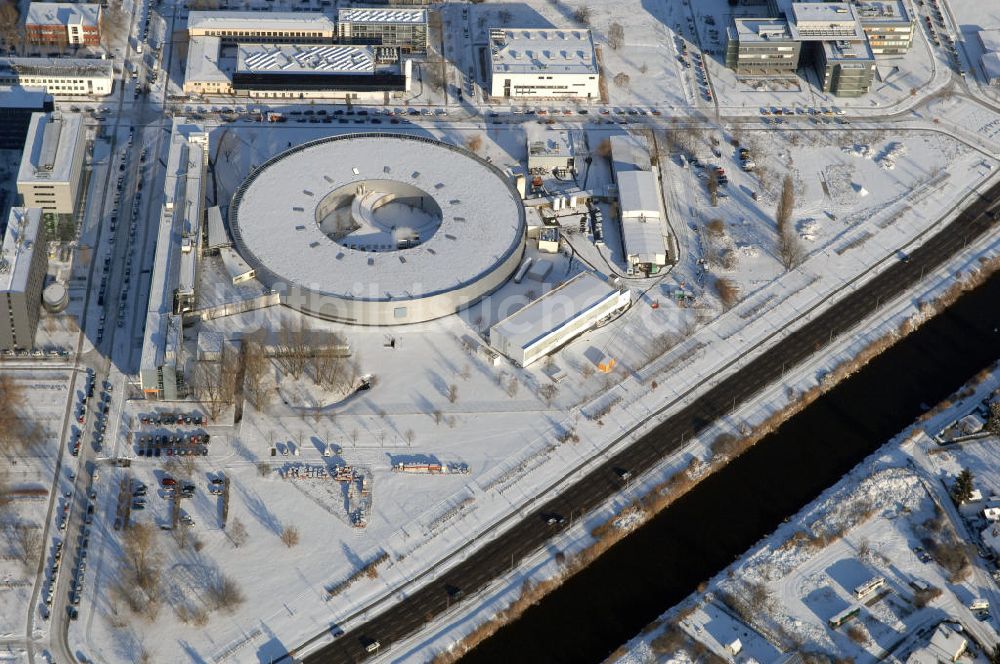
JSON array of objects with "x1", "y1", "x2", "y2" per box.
[
  {"x1": 338, "y1": 8, "x2": 428, "y2": 54},
  {"x1": 725, "y1": 17, "x2": 802, "y2": 76},
  {"x1": 232, "y1": 43, "x2": 410, "y2": 99},
  {"x1": 608, "y1": 134, "x2": 670, "y2": 274},
  {"x1": 182, "y1": 36, "x2": 232, "y2": 95},
  {"x1": 26, "y1": 3, "x2": 102, "y2": 47},
  {"x1": 0, "y1": 57, "x2": 113, "y2": 96},
  {"x1": 526, "y1": 126, "x2": 575, "y2": 173},
  {"x1": 855, "y1": 0, "x2": 914, "y2": 55},
  {"x1": 186, "y1": 11, "x2": 336, "y2": 43},
  {"x1": 0, "y1": 86, "x2": 53, "y2": 149},
  {"x1": 140, "y1": 121, "x2": 208, "y2": 400},
  {"x1": 0, "y1": 208, "x2": 48, "y2": 350},
  {"x1": 16, "y1": 112, "x2": 86, "y2": 215},
  {"x1": 788, "y1": 3, "x2": 866, "y2": 41},
  {"x1": 488, "y1": 271, "x2": 630, "y2": 367},
  {"x1": 817, "y1": 38, "x2": 875, "y2": 96},
  {"x1": 488, "y1": 28, "x2": 600, "y2": 99}
]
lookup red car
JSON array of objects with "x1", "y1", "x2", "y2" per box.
[{"x1": 161, "y1": 478, "x2": 176, "y2": 486}]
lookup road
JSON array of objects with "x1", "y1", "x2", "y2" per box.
[{"x1": 298, "y1": 163, "x2": 1000, "y2": 662}]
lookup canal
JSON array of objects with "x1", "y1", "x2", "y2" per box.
[{"x1": 463, "y1": 273, "x2": 1000, "y2": 663}]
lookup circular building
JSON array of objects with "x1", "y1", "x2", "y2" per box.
[
  {"x1": 229, "y1": 133, "x2": 526, "y2": 325},
  {"x1": 42, "y1": 282, "x2": 68, "y2": 313}
]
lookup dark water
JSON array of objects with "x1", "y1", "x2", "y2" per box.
[{"x1": 464, "y1": 274, "x2": 1000, "y2": 664}]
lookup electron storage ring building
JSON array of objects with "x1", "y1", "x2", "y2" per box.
[{"x1": 228, "y1": 133, "x2": 527, "y2": 325}]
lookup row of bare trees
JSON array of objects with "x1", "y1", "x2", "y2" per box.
[{"x1": 776, "y1": 175, "x2": 805, "y2": 270}]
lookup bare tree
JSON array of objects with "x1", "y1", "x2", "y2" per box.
[
  {"x1": 0, "y1": 0, "x2": 23, "y2": 54},
  {"x1": 280, "y1": 525, "x2": 300, "y2": 548},
  {"x1": 432, "y1": 409, "x2": 443, "y2": 425},
  {"x1": 207, "y1": 572, "x2": 245, "y2": 612},
  {"x1": 13, "y1": 523, "x2": 41, "y2": 568},
  {"x1": 404, "y1": 428, "x2": 415, "y2": 445},
  {"x1": 465, "y1": 134, "x2": 483, "y2": 154},
  {"x1": 256, "y1": 462, "x2": 271, "y2": 477},
  {"x1": 608, "y1": 22, "x2": 625, "y2": 50},
  {"x1": 0, "y1": 375, "x2": 35, "y2": 451},
  {"x1": 613, "y1": 72, "x2": 631, "y2": 89},
  {"x1": 447, "y1": 384, "x2": 458, "y2": 403},
  {"x1": 242, "y1": 332, "x2": 270, "y2": 410},
  {"x1": 776, "y1": 175, "x2": 804, "y2": 269},
  {"x1": 505, "y1": 376, "x2": 520, "y2": 398},
  {"x1": 276, "y1": 318, "x2": 313, "y2": 378},
  {"x1": 715, "y1": 277, "x2": 740, "y2": 310},
  {"x1": 707, "y1": 170, "x2": 719, "y2": 207},
  {"x1": 573, "y1": 6, "x2": 592, "y2": 26},
  {"x1": 538, "y1": 384, "x2": 558, "y2": 406},
  {"x1": 121, "y1": 523, "x2": 161, "y2": 598}
]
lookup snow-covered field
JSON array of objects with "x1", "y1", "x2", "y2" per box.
[{"x1": 0, "y1": 371, "x2": 74, "y2": 639}]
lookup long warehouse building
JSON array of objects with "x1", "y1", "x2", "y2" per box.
[
  {"x1": 488, "y1": 271, "x2": 631, "y2": 367},
  {"x1": 609, "y1": 134, "x2": 671, "y2": 275}
]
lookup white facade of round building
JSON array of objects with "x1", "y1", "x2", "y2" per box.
[{"x1": 229, "y1": 133, "x2": 526, "y2": 325}]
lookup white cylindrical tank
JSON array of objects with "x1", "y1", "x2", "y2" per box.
[{"x1": 42, "y1": 282, "x2": 68, "y2": 313}]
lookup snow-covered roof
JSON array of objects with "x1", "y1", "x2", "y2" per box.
[
  {"x1": 205, "y1": 205, "x2": 230, "y2": 250},
  {"x1": 822, "y1": 38, "x2": 874, "y2": 62},
  {"x1": 338, "y1": 8, "x2": 427, "y2": 24},
  {"x1": 26, "y1": 3, "x2": 100, "y2": 27},
  {"x1": 17, "y1": 112, "x2": 83, "y2": 186},
  {"x1": 489, "y1": 271, "x2": 620, "y2": 352},
  {"x1": 0, "y1": 57, "x2": 113, "y2": 79},
  {"x1": 185, "y1": 36, "x2": 230, "y2": 84},
  {"x1": 609, "y1": 134, "x2": 651, "y2": 173},
  {"x1": 527, "y1": 127, "x2": 574, "y2": 159},
  {"x1": 982, "y1": 52, "x2": 1000, "y2": 83},
  {"x1": 980, "y1": 29, "x2": 1000, "y2": 53},
  {"x1": 617, "y1": 170, "x2": 660, "y2": 219},
  {"x1": 489, "y1": 29, "x2": 598, "y2": 76},
  {"x1": 729, "y1": 17, "x2": 795, "y2": 43},
  {"x1": 237, "y1": 44, "x2": 375, "y2": 75},
  {"x1": 618, "y1": 172, "x2": 665, "y2": 265},
  {"x1": 141, "y1": 121, "x2": 206, "y2": 378},
  {"x1": 788, "y1": 3, "x2": 865, "y2": 41},
  {"x1": 229, "y1": 133, "x2": 525, "y2": 303},
  {"x1": 187, "y1": 11, "x2": 336, "y2": 34},
  {"x1": 0, "y1": 208, "x2": 43, "y2": 294},
  {"x1": 983, "y1": 523, "x2": 1000, "y2": 554},
  {"x1": 0, "y1": 85, "x2": 50, "y2": 109},
  {"x1": 854, "y1": 1, "x2": 912, "y2": 25}
]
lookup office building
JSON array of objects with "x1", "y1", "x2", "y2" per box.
[
  {"x1": 0, "y1": 57, "x2": 113, "y2": 96},
  {"x1": 0, "y1": 87, "x2": 53, "y2": 149},
  {"x1": 488, "y1": 28, "x2": 600, "y2": 99},
  {"x1": 186, "y1": 11, "x2": 337, "y2": 43},
  {"x1": 25, "y1": 3, "x2": 102, "y2": 47},
  {"x1": 184, "y1": 38, "x2": 410, "y2": 100},
  {"x1": 0, "y1": 208, "x2": 48, "y2": 350},
  {"x1": 817, "y1": 38, "x2": 876, "y2": 96},
  {"x1": 338, "y1": 8, "x2": 428, "y2": 54},
  {"x1": 16, "y1": 112, "x2": 86, "y2": 215},
  {"x1": 855, "y1": 1, "x2": 914, "y2": 55},
  {"x1": 725, "y1": 18, "x2": 802, "y2": 76}
]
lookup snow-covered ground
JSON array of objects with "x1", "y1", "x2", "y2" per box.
[
  {"x1": 2, "y1": 0, "x2": 998, "y2": 661},
  {"x1": 63, "y1": 101, "x2": 1000, "y2": 661},
  {"x1": 611, "y1": 368, "x2": 1000, "y2": 663}
]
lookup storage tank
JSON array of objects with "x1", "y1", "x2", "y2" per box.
[{"x1": 42, "y1": 282, "x2": 68, "y2": 313}]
